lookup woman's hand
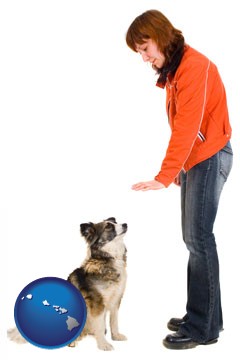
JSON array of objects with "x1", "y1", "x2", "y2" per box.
[
  {"x1": 132, "y1": 179, "x2": 165, "y2": 191},
  {"x1": 174, "y1": 173, "x2": 181, "y2": 186}
]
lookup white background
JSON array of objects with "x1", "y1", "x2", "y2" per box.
[{"x1": 1, "y1": 0, "x2": 240, "y2": 359}]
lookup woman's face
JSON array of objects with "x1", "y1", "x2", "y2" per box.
[{"x1": 136, "y1": 39, "x2": 165, "y2": 69}]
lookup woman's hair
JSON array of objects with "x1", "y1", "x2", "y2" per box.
[{"x1": 126, "y1": 10, "x2": 185, "y2": 85}]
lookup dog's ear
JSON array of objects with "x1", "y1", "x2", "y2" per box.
[
  {"x1": 105, "y1": 217, "x2": 116, "y2": 223},
  {"x1": 80, "y1": 223, "x2": 96, "y2": 243}
]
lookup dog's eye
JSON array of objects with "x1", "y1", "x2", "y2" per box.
[{"x1": 105, "y1": 223, "x2": 113, "y2": 230}]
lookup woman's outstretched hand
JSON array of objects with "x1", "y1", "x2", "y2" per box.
[{"x1": 132, "y1": 179, "x2": 165, "y2": 191}]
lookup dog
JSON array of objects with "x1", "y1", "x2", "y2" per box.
[
  {"x1": 68, "y1": 217, "x2": 128, "y2": 350},
  {"x1": 8, "y1": 217, "x2": 128, "y2": 351}
]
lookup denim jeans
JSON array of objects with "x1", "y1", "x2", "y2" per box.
[{"x1": 179, "y1": 142, "x2": 233, "y2": 343}]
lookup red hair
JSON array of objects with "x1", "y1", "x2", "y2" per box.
[{"x1": 126, "y1": 10, "x2": 185, "y2": 84}]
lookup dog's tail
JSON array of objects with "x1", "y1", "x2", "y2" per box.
[{"x1": 7, "y1": 327, "x2": 27, "y2": 344}]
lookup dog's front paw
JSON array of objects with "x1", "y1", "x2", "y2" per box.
[
  {"x1": 112, "y1": 333, "x2": 127, "y2": 341},
  {"x1": 98, "y1": 341, "x2": 114, "y2": 351}
]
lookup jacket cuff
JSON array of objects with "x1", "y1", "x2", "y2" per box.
[{"x1": 154, "y1": 174, "x2": 172, "y2": 188}]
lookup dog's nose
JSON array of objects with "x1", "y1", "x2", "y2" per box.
[{"x1": 122, "y1": 223, "x2": 127, "y2": 229}]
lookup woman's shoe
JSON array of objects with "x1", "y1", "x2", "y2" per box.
[
  {"x1": 163, "y1": 331, "x2": 218, "y2": 350},
  {"x1": 167, "y1": 317, "x2": 186, "y2": 331},
  {"x1": 167, "y1": 316, "x2": 224, "y2": 332}
]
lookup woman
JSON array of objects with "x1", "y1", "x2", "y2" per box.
[{"x1": 126, "y1": 10, "x2": 233, "y2": 350}]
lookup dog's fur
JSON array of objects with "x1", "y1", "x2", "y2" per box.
[
  {"x1": 8, "y1": 217, "x2": 127, "y2": 351},
  {"x1": 68, "y1": 217, "x2": 128, "y2": 350}
]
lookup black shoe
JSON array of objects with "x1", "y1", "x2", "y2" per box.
[
  {"x1": 163, "y1": 331, "x2": 218, "y2": 350},
  {"x1": 167, "y1": 317, "x2": 186, "y2": 331},
  {"x1": 167, "y1": 317, "x2": 224, "y2": 332}
]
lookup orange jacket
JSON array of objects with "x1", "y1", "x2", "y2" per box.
[{"x1": 155, "y1": 45, "x2": 232, "y2": 187}]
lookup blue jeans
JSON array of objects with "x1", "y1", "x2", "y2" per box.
[{"x1": 179, "y1": 142, "x2": 233, "y2": 343}]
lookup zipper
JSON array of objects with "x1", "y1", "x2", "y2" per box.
[{"x1": 167, "y1": 100, "x2": 170, "y2": 122}]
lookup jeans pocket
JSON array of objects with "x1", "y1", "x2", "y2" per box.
[
  {"x1": 221, "y1": 141, "x2": 233, "y2": 155},
  {"x1": 219, "y1": 148, "x2": 233, "y2": 181}
]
